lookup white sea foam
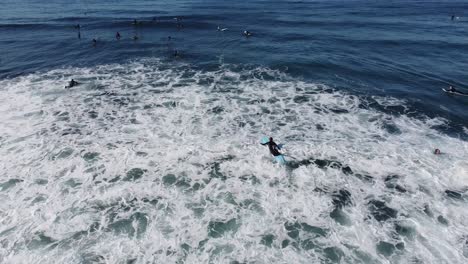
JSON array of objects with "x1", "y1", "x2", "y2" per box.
[{"x1": 0, "y1": 59, "x2": 467, "y2": 263}]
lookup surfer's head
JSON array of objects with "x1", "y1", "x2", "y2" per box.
[{"x1": 269, "y1": 137, "x2": 273, "y2": 142}]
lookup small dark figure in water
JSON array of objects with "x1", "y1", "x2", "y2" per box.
[
  {"x1": 92, "y1": 38, "x2": 97, "y2": 46},
  {"x1": 168, "y1": 36, "x2": 172, "y2": 41},
  {"x1": 434, "y1": 149, "x2": 441, "y2": 155},
  {"x1": 243, "y1": 30, "x2": 252, "y2": 37},
  {"x1": 66, "y1": 79, "x2": 79, "y2": 89},
  {"x1": 133, "y1": 35, "x2": 139, "y2": 41},
  {"x1": 116, "y1": 32, "x2": 121, "y2": 40},
  {"x1": 173, "y1": 50, "x2": 180, "y2": 58},
  {"x1": 447, "y1": 85, "x2": 468, "y2": 95},
  {"x1": 75, "y1": 24, "x2": 81, "y2": 39},
  {"x1": 261, "y1": 137, "x2": 282, "y2": 156},
  {"x1": 133, "y1": 19, "x2": 138, "y2": 25},
  {"x1": 173, "y1": 17, "x2": 183, "y2": 29},
  {"x1": 451, "y1": 15, "x2": 455, "y2": 21}
]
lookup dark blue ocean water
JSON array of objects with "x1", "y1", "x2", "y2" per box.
[{"x1": 0, "y1": 0, "x2": 467, "y2": 133}]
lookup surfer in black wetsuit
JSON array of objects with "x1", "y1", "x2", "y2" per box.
[
  {"x1": 448, "y1": 85, "x2": 467, "y2": 94},
  {"x1": 447, "y1": 85, "x2": 468, "y2": 95},
  {"x1": 66, "y1": 79, "x2": 78, "y2": 89},
  {"x1": 116, "y1": 32, "x2": 121, "y2": 40},
  {"x1": 261, "y1": 137, "x2": 282, "y2": 156}
]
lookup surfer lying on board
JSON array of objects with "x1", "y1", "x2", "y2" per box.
[{"x1": 448, "y1": 85, "x2": 468, "y2": 95}]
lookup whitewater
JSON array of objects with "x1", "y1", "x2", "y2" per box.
[{"x1": 0, "y1": 59, "x2": 467, "y2": 263}]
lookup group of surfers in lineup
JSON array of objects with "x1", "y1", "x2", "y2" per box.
[
  {"x1": 67, "y1": 17, "x2": 253, "y2": 87},
  {"x1": 74, "y1": 17, "x2": 253, "y2": 47},
  {"x1": 73, "y1": 18, "x2": 254, "y2": 65}
]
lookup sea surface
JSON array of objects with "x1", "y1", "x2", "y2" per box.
[{"x1": 0, "y1": 0, "x2": 467, "y2": 263}]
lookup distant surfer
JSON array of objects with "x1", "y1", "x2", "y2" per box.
[
  {"x1": 261, "y1": 137, "x2": 286, "y2": 164},
  {"x1": 132, "y1": 19, "x2": 138, "y2": 25},
  {"x1": 446, "y1": 85, "x2": 468, "y2": 95},
  {"x1": 434, "y1": 149, "x2": 441, "y2": 155},
  {"x1": 451, "y1": 15, "x2": 455, "y2": 21},
  {"x1": 76, "y1": 24, "x2": 81, "y2": 39},
  {"x1": 173, "y1": 50, "x2": 180, "y2": 58},
  {"x1": 65, "y1": 79, "x2": 79, "y2": 89},
  {"x1": 116, "y1": 32, "x2": 121, "y2": 40},
  {"x1": 133, "y1": 35, "x2": 139, "y2": 41},
  {"x1": 92, "y1": 38, "x2": 97, "y2": 46},
  {"x1": 243, "y1": 30, "x2": 252, "y2": 37}
]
